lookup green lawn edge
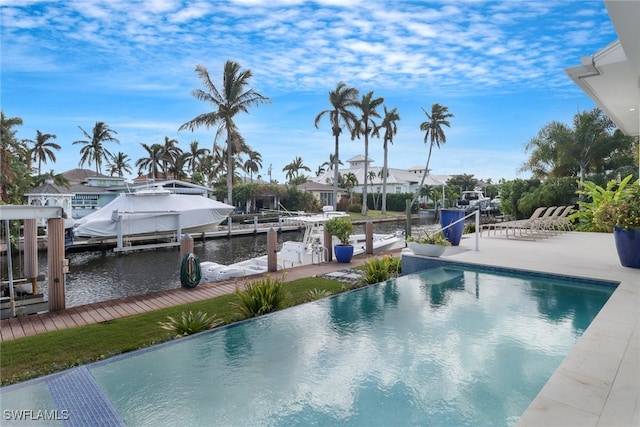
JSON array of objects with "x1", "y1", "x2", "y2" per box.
[{"x1": 0, "y1": 277, "x2": 349, "y2": 386}]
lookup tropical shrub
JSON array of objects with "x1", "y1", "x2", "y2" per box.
[
  {"x1": 306, "y1": 288, "x2": 332, "y2": 301},
  {"x1": 571, "y1": 174, "x2": 635, "y2": 231},
  {"x1": 360, "y1": 255, "x2": 401, "y2": 285},
  {"x1": 158, "y1": 311, "x2": 221, "y2": 337},
  {"x1": 232, "y1": 275, "x2": 288, "y2": 317},
  {"x1": 406, "y1": 230, "x2": 450, "y2": 246},
  {"x1": 593, "y1": 177, "x2": 640, "y2": 231}
]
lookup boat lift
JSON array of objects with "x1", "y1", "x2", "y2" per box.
[{"x1": 0, "y1": 205, "x2": 67, "y2": 319}]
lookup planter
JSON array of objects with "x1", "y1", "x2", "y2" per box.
[
  {"x1": 441, "y1": 209, "x2": 465, "y2": 246},
  {"x1": 613, "y1": 227, "x2": 640, "y2": 268},
  {"x1": 334, "y1": 244, "x2": 354, "y2": 263},
  {"x1": 407, "y1": 241, "x2": 446, "y2": 257}
]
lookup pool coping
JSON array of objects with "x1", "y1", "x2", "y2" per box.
[{"x1": 427, "y1": 231, "x2": 639, "y2": 427}]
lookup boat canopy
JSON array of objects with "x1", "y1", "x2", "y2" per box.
[{"x1": 74, "y1": 190, "x2": 234, "y2": 238}]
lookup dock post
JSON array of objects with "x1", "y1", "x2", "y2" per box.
[
  {"x1": 47, "y1": 217, "x2": 65, "y2": 312},
  {"x1": 227, "y1": 217, "x2": 232, "y2": 236},
  {"x1": 24, "y1": 218, "x2": 39, "y2": 294},
  {"x1": 365, "y1": 221, "x2": 374, "y2": 255},
  {"x1": 180, "y1": 234, "x2": 194, "y2": 259},
  {"x1": 324, "y1": 226, "x2": 333, "y2": 262},
  {"x1": 405, "y1": 199, "x2": 412, "y2": 239},
  {"x1": 254, "y1": 216, "x2": 258, "y2": 234},
  {"x1": 267, "y1": 228, "x2": 277, "y2": 272}
]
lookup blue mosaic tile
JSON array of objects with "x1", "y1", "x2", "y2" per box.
[{"x1": 47, "y1": 366, "x2": 125, "y2": 427}]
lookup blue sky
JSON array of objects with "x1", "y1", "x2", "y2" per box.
[{"x1": 1, "y1": 0, "x2": 617, "y2": 184}]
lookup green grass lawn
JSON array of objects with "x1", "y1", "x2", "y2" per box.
[{"x1": 0, "y1": 277, "x2": 348, "y2": 386}]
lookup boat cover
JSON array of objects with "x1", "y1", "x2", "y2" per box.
[{"x1": 74, "y1": 191, "x2": 234, "y2": 237}]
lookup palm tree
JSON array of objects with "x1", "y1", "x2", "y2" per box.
[
  {"x1": 342, "y1": 172, "x2": 359, "y2": 202},
  {"x1": 373, "y1": 106, "x2": 400, "y2": 214},
  {"x1": 179, "y1": 60, "x2": 271, "y2": 205},
  {"x1": 184, "y1": 140, "x2": 210, "y2": 175},
  {"x1": 73, "y1": 122, "x2": 120, "y2": 175},
  {"x1": 412, "y1": 103, "x2": 454, "y2": 206},
  {"x1": 352, "y1": 90, "x2": 384, "y2": 215},
  {"x1": 33, "y1": 169, "x2": 70, "y2": 188},
  {"x1": 243, "y1": 149, "x2": 262, "y2": 182},
  {"x1": 160, "y1": 136, "x2": 182, "y2": 178},
  {"x1": 28, "y1": 130, "x2": 60, "y2": 175},
  {"x1": 107, "y1": 152, "x2": 133, "y2": 177},
  {"x1": 314, "y1": 82, "x2": 359, "y2": 210},
  {"x1": 1, "y1": 112, "x2": 28, "y2": 202},
  {"x1": 135, "y1": 143, "x2": 164, "y2": 180},
  {"x1": 283, "y1": 156, "x2": 311, "y2": 183}
]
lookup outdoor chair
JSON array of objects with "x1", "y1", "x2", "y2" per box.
[
  {"x1": 551, "y1": 205, "x2": 574, "y2": 232},
  {"x1": 481, "y1": 206, "x2": 548, "y2": 239}
]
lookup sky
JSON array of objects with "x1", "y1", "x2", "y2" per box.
[{"x1": 1, "y1": 0, "x2": 618, "y2": 184}]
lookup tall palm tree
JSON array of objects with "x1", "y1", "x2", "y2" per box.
[
  {"x1": 352, "y1": 90, "x2": 384, "y2": 215},
  {"x1": 373, "y1": 106, "x2": 400, "y2": 214},
  {"x1": 282, "y1": 156, "x2": 311, "y2": 183},
  {"x1": 412, "y1": 103, "x2": 454, "y2": 206},
  {"x1": 160, "y1": 136, "x2": 182, "y2": 178},
  {"x1": 135, "y1": 143, "x2": 164, "y2": 180},
  {"x1": 28, "y1": 130, "x2": 60, "y2": 175},
  {"x1": 243, "y1": 149, "x2": 262, "y2": 182},
  {"x1": 73, "y1": 122, "x2": 120, "y2": 175},
  {"x1": 184, "y1": 140, "x2": 210, "y2": 175},
  {"x1": 107, "y1": 152, "x2": 133, "y2": 177},
  {"x1": 179, "y1": 60, "x2": 271, "y2": 205},
  {"x1": 314, "y1": 82, "x2": 359, "y2": 210}
]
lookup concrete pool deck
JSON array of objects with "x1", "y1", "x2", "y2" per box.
[{"x1": 439, "y1": 231, "x2": 639, "y2": 427}]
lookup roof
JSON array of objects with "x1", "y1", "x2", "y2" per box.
[
  {"x1": 62, "y1": 168, "x2": 111, "y2": 185},
  {"x1": 26, "y1": 180, "x2": 74, "y2": 196},
  {"x1": 564, "y1": 0, "x2": 639, "y2": 136}
]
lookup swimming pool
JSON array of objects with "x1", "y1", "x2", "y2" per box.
[{"x1": 0, "y1": 264, "x2": 615, "y2": 426}]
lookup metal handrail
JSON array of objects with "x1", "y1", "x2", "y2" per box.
[{"x1": 437, "y1": 209, "x2": 480, "y2": 251}]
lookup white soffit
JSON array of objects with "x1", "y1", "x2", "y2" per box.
[{"x1": 564, "y1": 0, "x2": 639, "y2": 137}]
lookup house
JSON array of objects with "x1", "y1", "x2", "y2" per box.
[
  {"x1": 312, "y1": 155, "x2": 449, "y2": 196},
  {"x1": 297, "y1": 181, "x2": 347, "y2": 208},
  {"x1": 564, "y1": 0, "x2": 639, "y2": 138}
]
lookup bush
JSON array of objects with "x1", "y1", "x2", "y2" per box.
[
  {"x1": 325, "y1": 216, "x2": 355, "y2": 245},
  {"x1": 360, "y1": 255, "x2": 401, "y2": 285},
  {"x1": 347, "y1": 203, "x2": 362, "y2": 213},
  {"x1": 158, "y1": 311, "x2": 221, "y2": 337},
  {"x1": 232, "y1": 275, "x2": 288, "y2": 317}
]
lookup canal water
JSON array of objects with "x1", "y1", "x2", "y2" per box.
[{"x1": 3, "y1": 218, "x2": 418, "y2": 308}]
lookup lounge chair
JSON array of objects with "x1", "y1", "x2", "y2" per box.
[
  {"x1": 482, "y1": 206, "x2": 548, "y2": 239},
  {"x1": 540, "y1": 206, "x2": 566, "y2": 235},
  {"x1": 551, "y1": 205, "x2": 574, "y2": 232}
]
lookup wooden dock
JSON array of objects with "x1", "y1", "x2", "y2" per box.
[{"x1": 0, "y1": 250, "x2": 400, "y2": 342}]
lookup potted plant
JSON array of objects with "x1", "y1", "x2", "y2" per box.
[
  {"x1": 325, "y1": 216, "x2": 355, "y2": 263},
  {"x1": 406, "y1": 229, "x2": 451, "y2": 257},
  {"x1": 593, "y1": 176, "x2": 640, "y2": 268}
]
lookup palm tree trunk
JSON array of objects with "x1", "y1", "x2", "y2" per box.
[
  {"x1": 333, "y1": 134, "x2": 339, "y2": 210},
  {"x1": 411, "y1": 142, "x2": 434, "y2": 206},
  {"x1": 382, "y1": 141, "x2": 388, "y2": 215},
  {"x1": 227, "y1": 137, "x2": 233, "y2": 205},
  {"x1": 362, "y1": 134, "x2": 369, "y2": 215}
]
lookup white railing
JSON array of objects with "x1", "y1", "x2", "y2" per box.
[{"x1": 438, "y1": 209, "x2": 480, "y2": 251}]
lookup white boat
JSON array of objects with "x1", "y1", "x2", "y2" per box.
[
  {"x1": 199, "y1": 213, "x2": 404, "y2": 283},
  {"x1": 73, "y1": 188, "x2": 234, "y2": 238},
  {"x1": 456, "y1": 189, "x2": 490, "y2": 213}
]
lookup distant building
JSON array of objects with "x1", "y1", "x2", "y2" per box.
[{"x1": 312, "y1": 155, "x2": 449, "y2": 196}]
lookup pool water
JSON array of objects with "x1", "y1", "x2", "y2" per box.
[{"x1": 0, "y1": 265, "x2": 615, "y2": 426}]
